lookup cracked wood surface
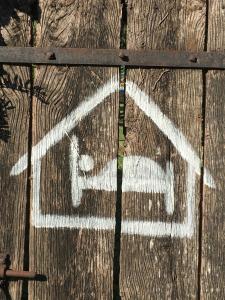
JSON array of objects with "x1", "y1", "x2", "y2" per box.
[
  {"x1": 120, "y1": 1, "x2": 206, "y2": 299},
  {"x1": 201, "y1": 1, "x2": 225, "y2": 298},
  {"x1": 0, "y1": 1, "x2": 31, "y2": 299},
  {"x1": 29, "y1": 1, "x2": 120, "y2": 299}
]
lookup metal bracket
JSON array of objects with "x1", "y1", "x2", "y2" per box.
[
  {"x1": 0, "y1": 46, "x2": 225, "y2": 69},
  {"x1": 0, "y1": 254, "x2": 36, "y2": 284}
]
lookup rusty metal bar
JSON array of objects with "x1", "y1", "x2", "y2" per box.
[
  {"x1": 0, "y1": 47, "x2": 225, "y2": 69},
  {"x1": 0, "y1": 254, "x2": 37, "y2": 281},
  {"x1": 3, "y1": 269, "x2": 36, "y2": 280}
]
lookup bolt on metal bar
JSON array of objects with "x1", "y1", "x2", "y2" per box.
[{"x1": 0, "y1": 47, "x2": 225, "y2": 69}]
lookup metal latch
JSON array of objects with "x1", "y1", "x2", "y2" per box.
[{"x1": 0, "y1": 254, "x2": 36, "y2": 282}]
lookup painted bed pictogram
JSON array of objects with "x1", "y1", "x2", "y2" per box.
[{"x1": 10, "y1": 78, "x2": 215, "y2": 238}]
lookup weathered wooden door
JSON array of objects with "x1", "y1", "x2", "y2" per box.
[{"x1": 0, "y1": 0, "x2": 224, "y2": 299}]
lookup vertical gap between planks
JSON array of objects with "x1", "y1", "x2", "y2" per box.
[
  {"x1": 21, "y1": 2, "x2": 37, "y2": 299},
  {"x1": 198, "y1": 0, "x2": 209, "y2": 299},
  {"x1": 113, "y1": 1, "x2": 127, "y2": 299}
]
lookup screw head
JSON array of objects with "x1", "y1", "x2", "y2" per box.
[
  {"x1": 189, "y1": 55, "x2": 198, "y2": 63},
  {"x1": 46, "y1": 51, "x2": 56, "y2": 60},
  {"x1": 119, "y1": 51, "x2": 129, "y2": 62}
]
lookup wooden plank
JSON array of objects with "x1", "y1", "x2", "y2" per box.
[
  {"x1": 26, "y1": 1, "x2": 121, "y2": 299},
  {"x1": 120, "y1": 1, "x2": 206, "y2": 298},
  {"x1": 201, "y1": 1, "x2": 225, "y2": 298},
  {"x1": 0, "y1": 2, "x2": 31, "y2": 299}
]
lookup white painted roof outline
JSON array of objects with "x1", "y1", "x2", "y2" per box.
[
  {"x1": 11, "y1": 76, "x2": 215, "y2": 189},
  {"x1": 10, "y1": 77, "x2": 216, "y2": 237}
]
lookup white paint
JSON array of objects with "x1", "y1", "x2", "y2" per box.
[
  {"x1": 125, "y1": 81, "x2": 215, "y2": 189},
  {"x1": 32, "y1": 155, "x2": 195, "y2": 237},
  {"x1": 11, "y1": 77, "x2": 119, "y2": 176},
  {"x1": 165, "y1": 161, "x2": 175, "y2": 215},
  {"x1": 79, "y1": 155, "x2": 94, "y2": 172},
  {"x1": 121, "y1": 164, "x2": 196, "y2": 237},
  {"x1": 70, "y1": 135, "x2": 81, "y2": 207},
  {"x1": 79, "y1": 159, "x2": 117, "y2": 191},
  {"x1": 32, "y1": 158, "x2": 115, "y2": 230},
  {"x1": 122, "y1": 156, "x2": 175, "y2": 214},
  {"x1": 150, "y1": 240, "x2": 154, "y2": 249},
  {"x1": 70, "y1": 134, "x2": 117, "y2": 207},
  {"x1": 30, "y1": 147, "x2": 196, "y2": 237},
  {"x1": 10, "y1": 77, "x2": 216, "y2": 237},
  {"x1": 70, "y1": 144, "x2": 174, "y2": 214},
  {"x1": 11, "y1": 77, "x2": 214, "y2": 189},
  {"x1": 148, "y1": 199, "x2": 152, "y2": 211}
]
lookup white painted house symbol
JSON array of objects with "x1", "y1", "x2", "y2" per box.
[{"x1": 11, "y1": 78, "x2": 215, "y2": 238}]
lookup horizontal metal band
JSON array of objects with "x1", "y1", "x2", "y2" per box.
[{"x1": 0, "y1": 47, "x2": 225, "y2": 69}]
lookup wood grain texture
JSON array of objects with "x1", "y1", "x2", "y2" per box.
[
  {"x1": 201, "y1": 1, "x2": 225, "y2": 298},
  {"x1": 120, "y1": 1, "x2": 205, "y2": 299},
  {"x1": 0, "y1": 1, "x2": 31, "y2": 299},
  {"x1": 29, "y1": 1, "x2": 120, "y2": 299}
]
